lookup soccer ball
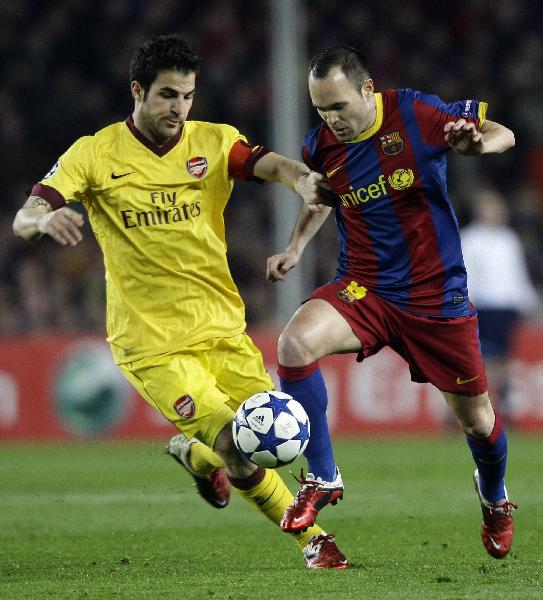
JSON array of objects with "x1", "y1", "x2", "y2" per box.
[{"x1": 232, "y1": 391, "x2": 310, "y2": 468}]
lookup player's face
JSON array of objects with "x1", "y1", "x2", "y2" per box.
[
  {"x1": 132, "y1": 70, "x2": 196, "y2": 145},
  {"x1": 309, "y1": 67, "x2": 375, "y2": 142}
]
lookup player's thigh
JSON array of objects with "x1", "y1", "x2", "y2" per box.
[
  {"x1": 213, "y1": 333, "x2": 275, "y2": 411},
  {"x1": 399, "y1": 312, "x2": 488, "y2": 396},
  {"x1": 118, "y1": 352, "x2": 234, "y2": 448},
  {"x1": 279, "y1": 298, "x2": 361, "y2": 361}
]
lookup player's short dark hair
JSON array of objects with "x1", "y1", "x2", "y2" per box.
[
  {"x1": 130, "y1": 33, "x2": 200, "y2": 94},
  {"x1": 309, "y1": 45, "x2": 370, "y2": 90}
]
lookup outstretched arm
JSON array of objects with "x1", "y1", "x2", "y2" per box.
[
  {"x1": 253, "y1": 151, "x2": 334, "y2": 213},
  {"x1": 444, "y1": 119, "x2": 515, "y2": 155},
  {"x1": 13, "y1": 196, "x2": 84, "y2": 245},
  {"x1": 267, "y1": 203, "x2": 332, "y2": 282}
]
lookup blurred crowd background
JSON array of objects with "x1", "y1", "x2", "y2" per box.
[{"x1": 2, "y1": 0, "x2": 543, "y2": 333}]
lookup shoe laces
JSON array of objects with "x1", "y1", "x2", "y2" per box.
[
  {"x1": 306, "y1": 533, "x2": 334, "y2": 553},
  {"x1": 289, "y1": 469, "x2": 320, "y2": 503},
  {"x1": 307, "y1": 534, "x2": 348, "y2": 566},
  {"x1": 291, "y1": 468, "x2": 319, "y2": 488},
  {"x1": 486, "y1": 500, "x2": 518, "y2": 517},
  {"x1": 483, "y1": 501, "x2": 518, "y2": 532}
]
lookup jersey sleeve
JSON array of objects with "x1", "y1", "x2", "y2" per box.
[
  {"x1": 228, "y1": 139, "x2": 271, "y2": 181},
  {"x1": 30, "y1": 135, "x2": 94, "y2": 208},
  {"x1": 412, "y1": 89, "x2": 488, "y2": 151}
]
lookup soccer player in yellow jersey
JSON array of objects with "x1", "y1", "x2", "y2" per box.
[{"x1": 12, "y1": 34, "x2": 347, "y2": 569}]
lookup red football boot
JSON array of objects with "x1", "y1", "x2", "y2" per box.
[
  {"x1": 303, "y1": 534, "x2": 350, "y2": 569},
  {"x1": 281, "y1": 469, "x2": 344, "y2": 533},
  {"x1": 167, "y1": 434, "x2": 230, "y2": 509},
  {"x1": 473, "y1": 470, "x2": 517, "y2": 558}
]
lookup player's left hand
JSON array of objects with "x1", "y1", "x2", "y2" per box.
[
  {"x1": 266, "y1": 249, "x2": 300, "y2": 282},
  {"x1": 444, "y1": 119, "x2": 483, "y2": 155}
]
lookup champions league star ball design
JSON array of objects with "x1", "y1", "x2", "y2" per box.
[{"x1": 232, "y1": 391, "x2": 310, "y2": 468}]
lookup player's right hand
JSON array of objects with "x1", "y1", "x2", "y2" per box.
[
  {"x1": 37, "y1": 207, "x2": 84, "y2": 246},
  {"x1": 267, "y1": 250, "x2": 300, "y2": 282}
]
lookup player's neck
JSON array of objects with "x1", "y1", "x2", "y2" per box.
[
  {"x1": 362, "y1": 93, "x2": 377, "y2": 133},
  {"x1": 131, "y1": 112, "x2": 180, "y2": 147}
]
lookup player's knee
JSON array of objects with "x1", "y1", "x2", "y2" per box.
[
  {"x1": 457, "y1": 408, "x2": 495, "y2": 437},
  {"x1": 463, "y1": 421, "x2": 494, "y2": 438},
  {"x1": 278, "y1": 327, "x2": 316, "y2": 365},
  {"x1": 213, "y1": 423, "x2": 236, "y2": 456},
  {"x1": 213, "y1": 423, "x2": 256, "y2": 478},
  {"x1": 445, "y1": 391, "x2": 495, "y2": 437}
]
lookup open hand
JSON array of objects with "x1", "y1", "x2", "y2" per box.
[{"x1": 37, "y1": 207, "x2": 84, "y2": 246}]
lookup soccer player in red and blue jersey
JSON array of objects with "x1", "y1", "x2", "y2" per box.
[{"x1": 267, "y1": 46, "x2": 517, "y2": 559}]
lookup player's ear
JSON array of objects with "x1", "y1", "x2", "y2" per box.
[
  {"x1": 362, "y1": 78, "x2": 374, "y2": 98},
  {"x1": 131, "y1": 80, "x2": 145, "y2": 103}
]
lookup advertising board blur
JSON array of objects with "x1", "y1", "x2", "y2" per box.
[{"x1": 1, "y1": 328, "x2": 542, "y2": 440}]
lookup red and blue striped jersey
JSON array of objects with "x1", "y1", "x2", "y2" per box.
[{"x1": 303, "y1": 88, "x2": 487, "y2": 317}]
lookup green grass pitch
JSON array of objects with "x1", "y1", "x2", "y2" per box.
[{"x1": 1, "y1": 435, "x2": 542, "y2": 599}]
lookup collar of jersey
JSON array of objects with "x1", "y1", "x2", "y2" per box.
[
  {"x1": 345, "y1": 93, "x2": 383, "y2": 144},
  {"x1": 125, "y1": 115, "x2": 183, "y2": 157}
]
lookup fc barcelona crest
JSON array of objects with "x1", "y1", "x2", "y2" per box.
[
  {"x1": 337, "y1": 280, "x2": 367, "y2": 303},
  {"x1": 186, "y1": 156, "x2": 208, "y2": 178},
  {"x1": 379, "y1": 131, "x2": 404, "y2": 156}
]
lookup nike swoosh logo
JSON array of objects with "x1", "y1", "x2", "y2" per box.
[
  {"x1": 456, "y1": 375, "x2": 480, "y2": 385},
  {"x1": 325, "y1": 164, "x2": 343, "y2": 179},
  {"x1": 111, "y1": 171, "x2": 134, "y2": 179},
  {"x1": 488, "y1": 536, "x2": 501, "y2": 551}
]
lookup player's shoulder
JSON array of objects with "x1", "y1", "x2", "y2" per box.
[
  {"x1": 92, "y1": 120, "x2": 129, "y2": 145},
  {"x1": 67, "y1": 120, "x2": 125, "y2": 153},
  {"x1": 384, "y1": 87, "x2": 437, "y2": 105},
  {"x1": 302, "y1": 122, "x2": 329, "y2": 154},
  {"x1": 303, "y1": 122, "x2": 324, "y2": 143},
  {"x1": 59, "y1": 121, "x2": 131, "y2": 172},
  {"x1": 400, "y1": 88, "x2": 454, "y2": 112},
  {"x1": 186, "y1": 120, "x2": 242, "y2": 140}
]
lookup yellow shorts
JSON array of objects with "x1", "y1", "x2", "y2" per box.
[{"x1": 118, "y1": 333, "x2": 274, "y2": 448}]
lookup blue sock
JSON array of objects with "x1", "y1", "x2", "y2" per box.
[
  {"x1": 278, "y1": 362, "x2": 337, "y2": 481},
  {"x1": 466, "y1": 412, "x2": 508, "y2": 504}
]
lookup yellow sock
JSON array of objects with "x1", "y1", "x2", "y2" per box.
[
  {"x1": 230, "y1": 467, "x2": 322, "y2": 549},
  {"x1": 187, "y1": 440, "x2": 225, "y2": 475},
  {"x1": 294, "y1": 524, "x2": 323, "y2": 550}
]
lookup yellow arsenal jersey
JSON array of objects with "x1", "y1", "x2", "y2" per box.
[{"x1": 35, "y1": 118, "x2": 258, "y2": 363}]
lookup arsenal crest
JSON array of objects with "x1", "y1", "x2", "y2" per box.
[
  {"x1": 186, "y1": 156, "x2": 208, "y2": 178},
  {"x1": 173, "y1": 395, "x2": 196, "y2": 418},
  {"x1": 379, "y1": 131, "x2": 404, "y2": 156}
]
